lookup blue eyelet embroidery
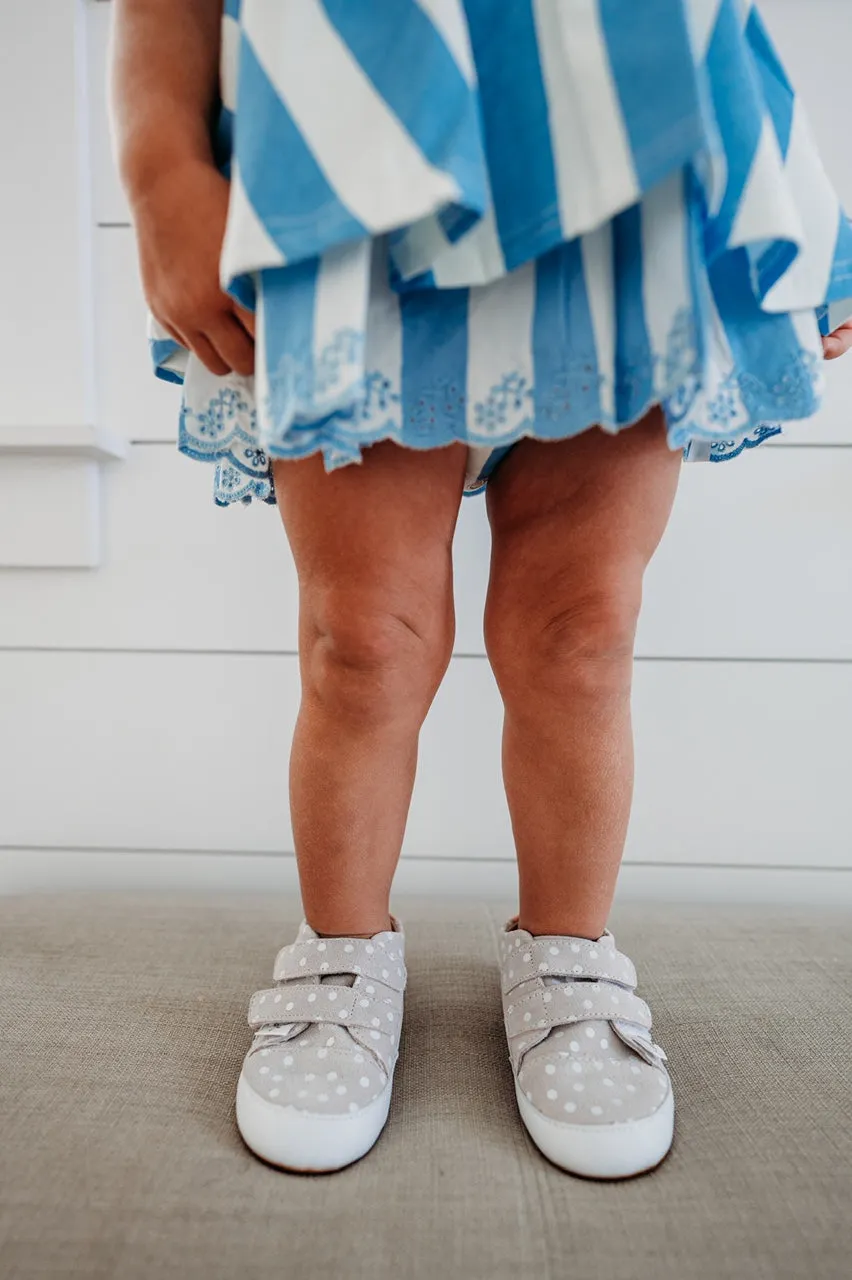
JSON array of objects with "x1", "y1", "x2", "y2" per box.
[
  {"x1": 474, "y1": 372, "x2": 534, "y2": 432},
  {"x1": 176, "y1": 319, "x2": 823, "y2": 507}
]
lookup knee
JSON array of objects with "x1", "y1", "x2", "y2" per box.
[
  {"x1": 484, "y1": 572, "x2": 642, "y2": 706},
  {"x1": 302, "y1": 588, "x2": 453, "y2": 725}
]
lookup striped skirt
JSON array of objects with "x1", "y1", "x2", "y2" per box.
[{"x1": 150, "y1": 0, "x2": 852, "y2": 506}]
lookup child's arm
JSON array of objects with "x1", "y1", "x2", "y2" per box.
[{"x1": 110, "y1": 0, "x2": 254, "y2": 377}]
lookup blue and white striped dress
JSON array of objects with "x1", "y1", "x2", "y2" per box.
[{"x1": 150, "y1": 0, "x2": 852, "y2": 507}]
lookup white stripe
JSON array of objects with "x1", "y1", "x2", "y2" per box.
[
  {"x1": 392, "y1": 170, "x2": 506, "y2": 288},
  {"x1": 219, "y1": 161, "x2": 287, "y2": 287},
  {"x1": 391, "y1": 217, "x2": 453, "y2": 283},
  {"x1": 432, "y1": 205, "x2": 507, "y2": 287},
  {"x1": 466, "y1": 262, "x2": 535, "y2": 440},
  {"x1": 682, "y1": 0, "x2": 724, "y2": 59},
  {"x1": 729, "y1": 116, "x2": 803, "y2": 253},
  {"x1": 413, "y1": 0, "x2": 476, "y2": 85},
  {"x1": 241, "y1": 0, "x2": 461, "y2": 234},
  {"x1": 532, "y1": 0, "x2": 639, "y2": 238},
  {"x1": 220, "y1": 13, "x2": 240, "y2": 113},
  {"x1": 762, "y1": 103, "x2": 839, "y2": 312},
  {"x1": 641, "y1": 172, "x2": 691, "y2": 396},
  {"x1": 580, "y1": 223, "x2": 616, "y2": 420},
  {"x1": 310, "y1": 241, "x2": 372, "y2": 416}
]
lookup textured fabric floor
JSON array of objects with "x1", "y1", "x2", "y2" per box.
[{"x1": 0, "y1": 893, "x2": 850, "y2": 1280}]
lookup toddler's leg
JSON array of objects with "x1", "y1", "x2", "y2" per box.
[
  {"x1": 272, "y1": 440, "x2": 467, "y2": 937},
  {"x1": 483, "y1": 409, "x2": 681, "y2": 940}
]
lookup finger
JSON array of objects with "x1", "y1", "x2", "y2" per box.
[
  {"x1": 206, "y1": 313, "x2": 256, "y2": 376},
  {"x1": 824, "y1": 322, "x2": 852, "y2": 360},
  {"x1": 233, "y1": 302, "x2": 256, "y2": 339},
  {"x1": 188, "y1": 330, "x2": 231, "y2": 377},
  {"x1": 824, "y1": 332, "x2": 852, "y2": 360}
]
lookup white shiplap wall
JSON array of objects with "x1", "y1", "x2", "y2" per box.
[{"x1": 2, "y1": 0, "x2": 852, "y2": 904}]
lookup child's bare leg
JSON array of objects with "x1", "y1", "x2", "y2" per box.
[
  {"x1": 272, "y1": 441, "x2": 467, "y2": 938},
  {"x1": 483, "y1": 410, "x2": 681, "y2": 940}
]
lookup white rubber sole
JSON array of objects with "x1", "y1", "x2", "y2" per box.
[
  {"x1": 515, "y1": 1080, "x2": 674, "y2": 1180},
  {"x1": 236, "y1": 1073, "x2": 393, "y2": 1173}
]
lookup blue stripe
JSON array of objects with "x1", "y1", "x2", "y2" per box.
[
  {"x1": 223, "y1": 0, "x2": 241, "y2": 19},
  {"x1": 150, "y1": 337, "x2": 184, "y2": 381},
  {"x1": 463, "y1": 0, "x2": 560, "y2": 270},
  {"x1": 710, "y1": 248, "x2": 820, "y2": 421},
  {"x1": 213, "y1": 105, "x2": 234, "y2": 179},
  {"x1": 612, "y1": 205, "x2": 655, "y2": 422},
  {"x1": 746, "y1": 8, "x2": 795, "y2": 159},
  {"x1": 751, "y1": 237, "x2": 798, "y2": 302},
  {"x1": 704, "y1": 0, "x2": 764, "y2": 260},
  {"x1": 236, "y1": 35, "x2": 365, "y2": 262},
  {"x1": 599, "y1": 0, "x2": 703, "y2": 192},
  {"x1": 399, "y1": 288, "x2": 469, "y2": 447},
  {"x1": 259, "y1": 258, "x2": 320, "y2": 421},
  {"x1": 532, "y1": 242, "x2": 603, "y2": 436},
  {"x1": 321, "y1": 0, "x2": 487, "y2": 218},
  {"x1": 226, "y1": 272, "x2": 257, "y2": 313}
]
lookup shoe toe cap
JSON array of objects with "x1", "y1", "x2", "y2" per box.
[
  {"x1": 243, "y1": 1045, "x2": 387, "y2": 1117},
  {"x1": 517, "y1": 1050, "x2": 670, "y2": 1125}
]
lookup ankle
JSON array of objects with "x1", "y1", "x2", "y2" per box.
[
  {"x1": 516, "y1": 915, "x2": 606, "y2": 942},
  {"x1": 308, "y1": 914, "x2": 394, "y2": 939}
]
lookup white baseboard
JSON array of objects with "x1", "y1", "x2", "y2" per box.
[{"x1": 1, "y1": 848, "x2": 849, "y2": 907}]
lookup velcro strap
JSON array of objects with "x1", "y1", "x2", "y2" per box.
[
  {"x1": 273, "y1": 939, "x2": 406, "y2": 992},
  {"x1": 248, "y1": 985, "x2": 400, "y2": 1034},
  {"x1": 500, "y1": 936, "x2": 636, "y2": 994},
  {"x1": 504, "y1": 981, "x2": 651, "y2": 1040}
]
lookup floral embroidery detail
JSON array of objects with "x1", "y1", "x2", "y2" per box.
[
  {"x1": 536, "y1": 363, "x2": 604, "y2": 424},
  {"x1": 313, "y1": 328, "x2": 364, "y2": 398},
  {"x1": 360, "y1": 371, "x2": 400, "y2": 419},
  {"x1": 474, "y1": 372, "x2": 533, "y2": 432},
  {"x1": 407, "y1": 382, "x2": 466, "y2": 435},
  {"x1": 243, "y1": 447, "x2": 268, "y2": 468},
  {"x1": 707, "y1": 383, "x2": 741, "y2": 427},
  {"x1": 175, "y1": 320, "x2": 824, "y2": 507},
  {"x1": 706, "y1": 424, "x2": 783, "y2": 461},
  {"x1": 181, "y1": 385, "x2": 256, "y2": 443}
]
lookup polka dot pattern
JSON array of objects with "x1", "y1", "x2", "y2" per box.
[
  {"x1": 501, "y1": 922, "x2": 671, "y2": 1128},
  {"x1": 500, "y1": 927, "x2": 637, "y2": 993},
  {"x1": 242, "y1": 919, "x2": 406, "y2": 1118}
]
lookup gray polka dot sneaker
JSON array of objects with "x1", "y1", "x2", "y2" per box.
[
  {"x1": 500, "y1": 920, "x2": 674, "y2": 1179},
  {"x1": 236, "y1": 918, "x2": 406, "y2": 1172}
]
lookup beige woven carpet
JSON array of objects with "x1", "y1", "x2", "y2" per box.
[{"x1": 1, "y1": 893, "x2": 850, "y2": 1280}]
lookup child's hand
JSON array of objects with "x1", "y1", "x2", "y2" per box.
[
  {"x1": 134, "y1": 157, "x2": 255, "y2": 377},
  {"x1": 823, "y1": 322, "x2": 852, "y2": 361}
]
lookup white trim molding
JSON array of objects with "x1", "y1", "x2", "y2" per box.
[
  {"x1": 0, "y1": 425, "x2": 127, "y2": 461},
  {"x1": 0, "y1": 0, "x2": 126, "y2": 569},
  {"x1": 1, "y1": 849, "x2": 850, "y2": 908}
]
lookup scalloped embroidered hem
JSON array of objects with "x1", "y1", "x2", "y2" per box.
[
  {"x1": 175, "y1": 280, "x2": 823, "y2": 505},
  {"x1": 179, "y1": 391, "x2": 796, "y2": 509}
]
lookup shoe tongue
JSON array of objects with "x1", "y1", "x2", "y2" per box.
[{"x1": 293, "y1": 920, "x2": 357, "y2": 988}]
